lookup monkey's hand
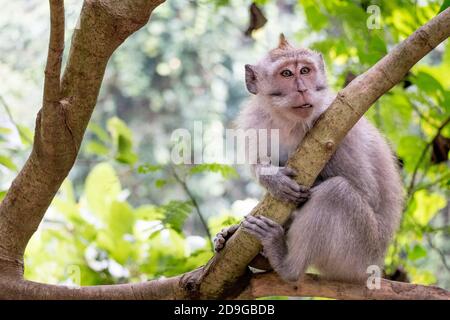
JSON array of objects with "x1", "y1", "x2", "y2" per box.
[
  {"x1": 242, "y1": 215, "x2": 287, "y2": 272},
  {"x1": 214, "y1": 224, "x2": 239, "y2": 252},
  {"x1": 257, "y1": 166, "x2": 310, "y2": 204}
]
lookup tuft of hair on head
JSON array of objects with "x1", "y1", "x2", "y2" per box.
[
  {"x1": 277, "y1": 33, "x2": 293, "y2": 50},
  {"x1": 269, "y1": 33, "x2": 295, "y2": 59}
]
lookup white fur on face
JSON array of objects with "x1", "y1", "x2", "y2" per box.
[{"x1": 251, "y1": 49, "x2": 329, "y2": 124}]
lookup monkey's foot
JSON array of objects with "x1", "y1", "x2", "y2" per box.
[
  {"x1": 214, "y1": 224, "x2": 239, "y2": 252},
  {"x1": 242, "y1": 215, "x2": 286, "y2": 260}
]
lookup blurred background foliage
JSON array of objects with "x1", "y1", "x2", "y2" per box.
[{"x1": 0, "y1": 0, "x2": 448, "y2": 291}]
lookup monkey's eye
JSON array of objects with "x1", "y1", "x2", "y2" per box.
[
  {"x1": 300, "y1": 67, "x2": 310, "y2": 75},
  {"x1": 280, "y1": 69, "x2": 293, "y2": 77}
]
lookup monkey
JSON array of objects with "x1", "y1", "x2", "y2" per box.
[{"x1": 214, "y1": 34, "x2": 404, "y2": 283}]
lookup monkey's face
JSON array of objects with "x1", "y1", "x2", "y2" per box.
[
  {"x1": 245, "y1": 37, "x2": 329, "y2": 121},
  {"x1": 268, "y1": 55, "x2": 328, "y2": 119}
]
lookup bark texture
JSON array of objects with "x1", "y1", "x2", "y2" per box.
[{"x1": 0, "y1": 1, "x2": 448, "y2": 299}]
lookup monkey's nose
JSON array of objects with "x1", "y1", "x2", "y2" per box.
[{"x1": 297, "y1": 87, "x2": 308, "y2": 93}]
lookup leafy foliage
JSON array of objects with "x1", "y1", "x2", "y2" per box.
[{"x1": 189, "y1": 163, "x2": 239, "y2": 179}]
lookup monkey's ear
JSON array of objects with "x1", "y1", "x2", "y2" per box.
[
  {"x1": 278, "y1": 33, "x2": 292, "y2": 50},
  {"x1": 316, "y1": 52, "x2": 326, "y2": 73},
  {"x1": 245, "y1": 64, "x2": 258, "y2": 95}
]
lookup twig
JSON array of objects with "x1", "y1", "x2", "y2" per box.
[
  {"x1": 406, "y1": 116, "x2": 450, "y2": 199},
  {"x1": 413, "y1": 172, "x2": 450, "y2": 192},
  {"x1": 410, "y1": 101, "x2": 440, "y2": 128},
  {"x1": 426, "y1": 233, "x2": 450, "y2": 272},
  {"x1": 170, "y1": 166, "x2": 214, "y2": 251},
  {"x1": 0, "y1": 95, "x2": 33, "y2": 145}
]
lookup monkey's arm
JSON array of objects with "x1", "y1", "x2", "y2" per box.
[{"x1": 252, "y1": 164, "x2": 310, "y2": 204}]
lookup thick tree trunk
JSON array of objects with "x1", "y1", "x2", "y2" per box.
[
  {"x1": 0, "y1": 1, "x2": 448, "y2": 299},
  {"x1": 0, "y1": 0, "x2": 165, "y2": 281}
]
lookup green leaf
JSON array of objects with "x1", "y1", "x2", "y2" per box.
[
  {"x1": 160, "y1": 200, "x2": 193, "y2": 233},
  {"x1": 85, "y1": 141, "x2": 110, "y2": 157},
  {"x1": 408, "y1": 244, "x2": 427, "y2": 261},
  {"x1": 0, "y1": 127, "x2": 12, "y2": 135},
  {"x1": 88, "y1": 123, "x2": 111, "y2": 144},
  {"x1": 189, "y1": 163, "x2": 239, "y2": 179},
  {"x1": 17, "y1": 125, "x2": 33, "y2": 145},
  {"x1": 137, "y1": 163, "x2": 164, "y2": 174},
  {"x1": 397, "y1": 136, "x2": 427, "y2": 173},
  {"x1": 413, "y1": 71, "x2": 444, "y2": 95},
  {"x1": 107, "y1": 201, "x2": 135, "y2": 237},
  {"x1": 0, "y1": 190, "x2": 6, "y2": 202},
  {"x1": 0, "y1": 155, "x2": 16, "y2": 171},
  {"x1": 107, "y1": 117, "x2": 138, "y2": 165},
  {"x1": 136, "y1": 205, "x2": 165, "y2": 221},
  {"x1": 439, "y1": 0, "x2": 450, "y2": 13},
  {"x1": 411, "y1": 190, "x2": 446, "y2": 226},
  {"x1": 85, "y1": 162, "x2": 121, "y2": 220},
  {"x1": 303, "y1": 3, "x2": 328, "y2": 31},
  {"x1": 155, "y1": 179, "x2": 167, "y2": 188}
]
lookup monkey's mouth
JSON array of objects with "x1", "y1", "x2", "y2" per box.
[{"x1": 292, "y1": 103, "x2": 312, "y2": 109}]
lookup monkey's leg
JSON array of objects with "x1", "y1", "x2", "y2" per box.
[
  {"x1": 284, "y1": 176, "x2": 381, "y2": 283},
  {"x1": 242, "y1": 215, "x2": 292, "y2": 279},
  {"x1": 243, "y1": 177, "x2": 380, "y2": 283}
]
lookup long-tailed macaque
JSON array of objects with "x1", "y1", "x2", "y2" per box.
[{"x1": 214, "y1": 35, "x2": 403, "y2": 283}]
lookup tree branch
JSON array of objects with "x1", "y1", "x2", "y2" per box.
[
  {"x1": 43, "y1": 0, "x2": 65, "y2": 103},
  {"x1": 238, "y1": 273, "x2": 450, "y2": 300},
  {"x1": 0, "y1": 276, "x2": 184, "y2": 300},
  {"x1": 1, "y1": 272, "x2": 448, "y2": 300}
]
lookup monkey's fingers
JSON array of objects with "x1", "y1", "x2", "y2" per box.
[
  {"x1": 242, "y1": 219, "x2": 266, "y2": 240},
  {"x1": 280, "y1": 167, "x2": 297, "y2": 177},
  {"x1": 258, "y1": 215, "x2": 281, "y2": 229},
  {"x1": 214, "y1": 234, "x2": 226, "y2": 251},
  {"x1": 277, "y1": 190, "x2": 304, "y2": 203},
  {"x1": 278, "y1": 182, "x2": 307, "y2": 203},
  {"x1": 245, "y1": 215, "x2": 272, "y2": 233},
  {"x1": 280, "y1": 175, "x2": 301, "y2": 192},
  {"x1": 214, "y1": 224, "x2": 240, "y2": 251},
  {"x1": 225, "y1": 224, "x2": 239, "y2": 236}
]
